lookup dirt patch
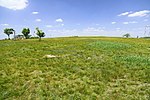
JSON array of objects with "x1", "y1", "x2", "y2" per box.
[{"x1": 43, "y1": 54, "x2": 58, "y2": 58}]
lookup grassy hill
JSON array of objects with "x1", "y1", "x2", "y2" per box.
[{"x1": 0, "y1": 37, "x2": 149, "y2": 99}]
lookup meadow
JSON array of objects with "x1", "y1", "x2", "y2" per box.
[{"x1": 0, "y1": 37, "x2": 150, "y2": 100}]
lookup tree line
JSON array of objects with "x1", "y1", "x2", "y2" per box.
[{"x1": 4, "y1": 27, "x2": 45, "y2": 41}]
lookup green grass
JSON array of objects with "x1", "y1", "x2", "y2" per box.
[{"x1": 0, "y1": 37, "x2": 150, "y2": 99}]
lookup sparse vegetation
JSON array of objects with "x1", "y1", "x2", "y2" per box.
[
  {"x1": 3, "y1": 27, "x2": 44, "y2": 40},
  {"x1": 22, "y1": 28, "x2": 30, "y2": 39},
  {"x1": 35, "y1": 27, "x2": 45, "y2": 41},
  {"x1": 0, "y1": 37, "x2": 149, "y2": 99},
  {"x1": 4, "y1": 28, "x2": 14, "y2": 40},
  {"x1": 123, "y1": 33, "x2": 131, "y2": 38}
]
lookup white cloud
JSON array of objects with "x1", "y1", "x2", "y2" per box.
[
  {"x1": 46, "y1": 25, "x2": 52, "y2": 28},
  {"x1": 32, "y1": 12, "x2": 39, "y2": 14},
  {"x1": 1, "y1": 24, "x2": 9, "y2": 26},
  {"x1": 123, "y1": 21, "x2": 138, "y2": 25},
  {"x1": 0, "y1": 0, "x2": 28, "y2": 10},
  {"x1": 35, "y1": 19, "x2": 41, "y2": 22},
  {"x1": 128, "y1": 10, "x2": 150, "y2": 17},
  {"x1": 129, "y1": 21, "x2": 138, "y2": 24},
  {"x1": 123, "y1": 22, "x2": 129, "y2": 25},
  {"x1": 118, "y1": 11, "x2": 132, "y2": 16},
  {"x1": 111, "y1": 22, "x2": 116, "y2": 24},
  {"x1": 56, "y1": 18, "x2": 63, "y2": 22},
  {"x1": 61, "y1": 24, "x2": 64, "y2": 26}
]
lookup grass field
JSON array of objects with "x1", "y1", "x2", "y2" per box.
[{"x1": 0, "y1": 37, "x2": 150, "y2": 99}]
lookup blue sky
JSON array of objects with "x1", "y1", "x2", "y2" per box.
[{"x1": 0, "y1": 0, "x2": 150, "y2": 39}]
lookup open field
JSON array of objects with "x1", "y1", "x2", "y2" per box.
[{"x1": 0, "y1": 37, "x2": 150, "y2": 99}]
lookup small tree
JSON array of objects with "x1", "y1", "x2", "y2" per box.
[
  {"x1": 22, "y1": 28, "x2": 30, "y2": 39},
  {"x1": 35, "y1": 27, "x2": 45, "y2": 41},
  {"x1": 123, "y1": 33, "x2": 130, "y2": 38},
  {"x1": 4, "y1": 28, "x2": 14, "y2": 40}
]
